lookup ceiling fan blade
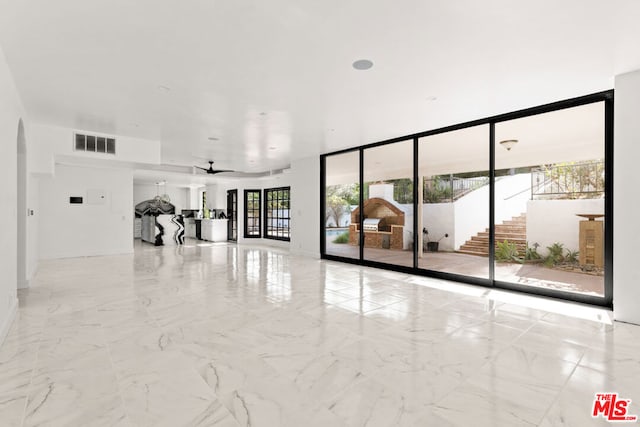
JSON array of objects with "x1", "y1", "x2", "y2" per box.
[
  {"x1": 194, "y1": 166, "x2": 209, "y2": 172},
  {"x1": 210, "y1": 169, "x2": 235, "y2": 174}
]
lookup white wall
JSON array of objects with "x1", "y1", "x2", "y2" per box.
[
  {"x1": 423, "y1": 203, "x2": 455, "y2": 251},
  {"x1": 291, "y1": 156, "x2": 320, "y2": 258},
  {"x1": 188, "y1": 187, "x2": 200, "y2": 210},
  {"x1": 134, "y1": 183, "x2": 189, "y2": 214},
  {"x1": 29, "y1": 123, "x2": 161, "y2": 175},
  {"x1": 39, "y1": 164, "x2": 134, "y2": 259},
  {"x1": 527, "y1": 199, "x2": 604, "y2": 254},
  {"x1": 614, "y1": 70, "x2": 640, "y2": 324},
  {"x1": 205, "y1": 184, "x2": 227, "y2": 210},
  {"x1": 26, "y1": 174, "x2": 39, "y2": 282},
  {"x1": 453, "y1": 184, "x2": 489, "y2": 249},
  {"x1": 0, "y1": 45, "x2": 24, "y2": 344},
  {"x1": 495, "y1": 173, "x2": 531, "y2": 223}
]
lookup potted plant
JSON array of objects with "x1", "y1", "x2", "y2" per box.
[{"x1": 423, "y1": 228, "x2": 449, "y2": 252}]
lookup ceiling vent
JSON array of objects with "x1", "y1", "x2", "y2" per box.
[{"x1": 74, "y1": 132, "x2": 116, "y2": 154}]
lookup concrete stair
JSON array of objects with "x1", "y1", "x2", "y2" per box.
[{"x1": 458, "y1": 213, "x2": 527, "y2": 256}]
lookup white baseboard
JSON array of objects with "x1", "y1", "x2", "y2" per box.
[
  {"x1": 290, "y1": 249, "x2": 321, "y2": 259},
  {"x1": 0, "y1": 297, "x2": 18, "y2": 347}
]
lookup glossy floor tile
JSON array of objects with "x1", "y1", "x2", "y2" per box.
[{"x1": 0, "y1": 240, "x2": 636, "y2": 426}]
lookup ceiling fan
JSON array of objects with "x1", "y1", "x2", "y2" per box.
[{"x1": 194, "y1": 160, "x2": 234, "y2": 175}]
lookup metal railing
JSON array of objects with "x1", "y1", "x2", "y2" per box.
[
  {"x1": 424, "y1": 176, "x2": 489, "y2": 203},
  {"x1": 531, "y1": 161, "x2": 604, "y2": 199}
]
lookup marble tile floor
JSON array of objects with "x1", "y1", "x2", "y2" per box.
[{"x1": 0, "y1": 241, "x2": 637, "y2": 426}]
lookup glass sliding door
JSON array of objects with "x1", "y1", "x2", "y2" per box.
[
  {"x1": 493, "y1": 101, "x2": 606, "y2": 297},
  {"x1": 320, "y1": 91, "x2": 612, "y2": 307},
  {"x1": 417, "y1": 125, "x2": 490, "y2": 279},
  {"x1": 324, "y1": 151, "x2": 360, "y2": 259},
  {"x1": 362, "y1": 140, "x2": 414, "y2": 268}
]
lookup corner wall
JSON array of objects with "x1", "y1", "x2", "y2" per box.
[
  {"x1": 290, "y1": 156, "x2": 320, "y2": 258},
  {"x1": 0, "y1": 45, "x2": 24, "y2": 344},
  {"x1": 613, "y1": 70, "x2": 640, "y2": 324}
]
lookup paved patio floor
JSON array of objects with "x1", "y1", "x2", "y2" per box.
[{"x1": 326, "y1": 242, "x2": 604, "y2": 297}]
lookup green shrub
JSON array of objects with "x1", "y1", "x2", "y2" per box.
[
  {"x1": 544, "y1": 242, "x2": 565, "y2": 267},
  {"x1": 525, "y1": 242, "x2": 541, "y2": 261},
  {"x1": 565, "y1": 249, "x2": 579, "y2": 264},
  {"x1": 332, "y1": 231, "x2": 350, "y2": 244},
  {"x1": 496, "y1": 240, "x2": 522, "y2": 263}
]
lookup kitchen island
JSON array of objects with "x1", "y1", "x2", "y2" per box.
[{"x1": 197, "y1": 218, "x2": 228, "y2": 242}]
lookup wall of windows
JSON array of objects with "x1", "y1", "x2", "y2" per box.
[
  {"x1": 321, "y1": 91, "x2": 613, "y2": 307},
  {"x1": 244, "y1": 190, "x2": 261, "y2": 238},
  {"x1": 264, "y1": 187, "x2": 291, "y2": 241}
]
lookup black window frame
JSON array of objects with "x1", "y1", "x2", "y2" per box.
[
  {"x1": 227, "y1": 189, "x2": 238, "y2": 241},
  {"x1": 244, "y1": 189, "x2": 261, "y2": 238},
  {"x1": 263, "y1": 186, "x2": 291, "y2": 241}
]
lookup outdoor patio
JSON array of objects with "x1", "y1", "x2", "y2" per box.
[{"x1": 325, "y1": 242, "x2": 604, "y2": 297}]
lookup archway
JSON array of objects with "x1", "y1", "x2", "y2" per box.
[{"x1": 17, "y1": 119, "x2": 27, "y2": 289}]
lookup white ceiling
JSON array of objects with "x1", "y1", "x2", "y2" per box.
[
  {"x1": 1, "y1": 0, "x2": 639, "y2": 179},
  {"x1": 326, "y1": 101, "x2": 605, "y2": 184}
]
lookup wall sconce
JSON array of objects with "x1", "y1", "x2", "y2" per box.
[{"x1": 499, "y1": 139, "x2": 518, "y2": 151}]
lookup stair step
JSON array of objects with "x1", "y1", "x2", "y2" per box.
[
  {"x1": 459, "y1": 244, "x2": 488, "y2": 250},
  {"x1": 473, "y1": 238, "x2": 526, "y2": 243},
  {"x1": 476, "y1": 232, "x2": 526, "y2": 239},
  {"x1": 496, "y1": 225, "x2": 526, "y2": 230},
  {"x1": 457, "y1": 250, "x2": 489, "y2": 257},
  {"x1": 504, "y1": 219, "x2": 526, "y2": 224},
  {"x1": 458, "y1": 212, "x2": 527, "y2": 253}
]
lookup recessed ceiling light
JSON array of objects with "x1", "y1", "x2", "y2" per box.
[
  {"x1": 249, "y1": 160, "x2": 256, "y2": 163},
  {"x1": 259, "y1": 112, "x2": 267, "y2": 116},
  {"x1": 157, "y1": 85, "x2": 171, "y2": 92},
  {"x1": 352, "y1": 59, "x2": 374, "y2": 70},
  {"x1": 426, "y1": 96, "x2": 438, "y2": 102},
  {"x1": 268, "y1": 146, "x2": 276, "y2": 150},
  {"x1": 208, "y1": 137, "x2": 219, "y2": 141}
]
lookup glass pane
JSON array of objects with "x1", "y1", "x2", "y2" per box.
[
  {"x1": 418, "y1": 125, "x2": 490, "y2": 278},
  {"x1": 86, "y1": 135, "x2": 96, "y2": 151},
  {"x1": 362, "y1": 140, "x2": 414, "y2": 267},
  {"x1": 97, "y1": 137, "x2": 106, "y2": 152},
  {"x1": 494, "y1": 102, "x2": 605, "y2": 297},
  {"x1": 245, "y1": 190, "x2": 261, "y2": 237},
  {"x1": 325, "y1": 151, "x2": 360, "y2": 259},
  {"x1": 106, "y1": 138, "x2": 116, "y2": 154},
  {"x1": 75, "y1": 134, "x2": 85, "y2": 151}
]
